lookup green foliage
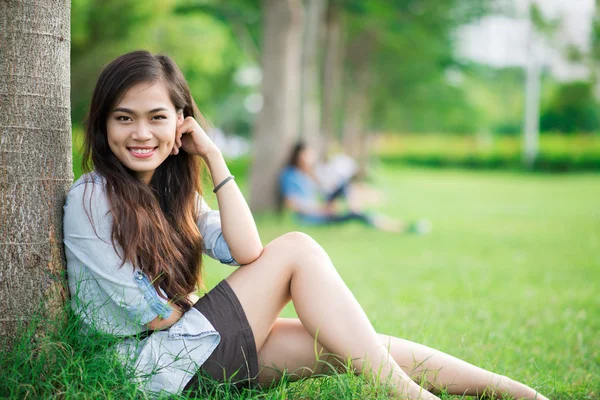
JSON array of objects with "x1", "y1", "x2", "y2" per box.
[
  {"x1": 72, "y1": 127, "x2": 85, "y2": 181},
  {"x1": 70, "y1": 0, "x2": 249, "y2": 130},
  {"x1": 458, "y1": 65, "x2": 527, "y2": 136},
  {"x1": 590, "y1": 9, "x2": 600, "y2": 63},
  {"x1": 458, "y1": 66, "x2": 600, "y2": 136},
  {"x1": 530, "y1": 3, "x2": 560, "y2": 36},
  {"x1": 375, "y1": 133, "x2": 600, "y2": 171},
  {"x1": 68, "y1": 0, "x2": 600, "y2": 136},
  {"x1": 372, "y1": 75, "x2": 483, "y2": 134},
  {"x1": 339, "y1": 0, "x2": 489, "y2": 134},
  {"x1": 540, "y1": 81, "x2": 600, "y2": 133}
]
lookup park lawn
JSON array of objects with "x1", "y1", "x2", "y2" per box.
[
  {"x1": 202, "y1": 165, "x2": 600, "y2": 399},
  {"x1": 2, "y1": 166, "x2": 598, "y2": 399}
]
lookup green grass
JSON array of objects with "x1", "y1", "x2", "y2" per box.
[{"x1": 2, "y1": 166, "x2": 599, "y2": 399}]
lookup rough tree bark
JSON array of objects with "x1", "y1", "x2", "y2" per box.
[
  {"x1": 0, "y1": 0, "x2": 72, "y2": 344},
  {"x1": 300, "y1": 0, "x2": 327, "y2": 155},
  {"x1": 250, "y1": 0, "x2": 303, "y2": 212},
  {"x1": 320, "y1": 0, "x2": 343, "y2": 159}
]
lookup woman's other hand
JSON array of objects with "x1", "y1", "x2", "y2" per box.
[{"x1": 171, "y1": 116, "x2": 220, "y2": 158}]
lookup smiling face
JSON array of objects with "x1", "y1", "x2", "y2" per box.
[{"x1": 106, "y1": 81, "x2": 183, "y2": 184}]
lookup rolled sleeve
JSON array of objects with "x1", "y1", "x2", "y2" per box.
[
  {"x1": 64, "y1": 180, "x2": 173, "y2": 326},
  {"x1": 196, "y1": 194, "x2": 239, "y2": 266}
]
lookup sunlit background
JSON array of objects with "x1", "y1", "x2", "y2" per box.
[{"x1": 72, "y1": 0, "x2": 600, "y2": 183}]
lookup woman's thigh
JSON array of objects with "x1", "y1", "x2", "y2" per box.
[
  {"x1": 225, "y1": 232, "x2": 310, "y2": 353},
  {"x1": 256, "y1": 317, "x2": 343, "y2": 386}
]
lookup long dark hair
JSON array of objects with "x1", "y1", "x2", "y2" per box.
[
  {"x1": 82, "y1": 50, "x2": 205, "y2": 312},
  {"x1": 287, "y1": 141, "x2": 306, "y2": 169}
]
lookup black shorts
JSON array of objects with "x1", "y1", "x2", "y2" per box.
[{"x1": 183, "y1": 279, "x2": 259, "y2": 393}]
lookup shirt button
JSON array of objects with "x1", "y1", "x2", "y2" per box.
[{"x1": 136, "y1": 272, "x2": 143, "y2": 280}]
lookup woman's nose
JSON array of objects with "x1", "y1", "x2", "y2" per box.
[{"x1": 131, "y1": 123, "x2": 152, "y2": 140}]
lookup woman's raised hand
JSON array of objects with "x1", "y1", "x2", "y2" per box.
[{"x1": 171, "y1": 116, "x2": 220, "y2": 158}]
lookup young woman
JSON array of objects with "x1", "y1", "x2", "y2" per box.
[{"x1": 64, "y1": 51, "x2": 548, "y2": 399}]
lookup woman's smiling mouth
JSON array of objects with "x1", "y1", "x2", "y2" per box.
[{"x1": 128, "y1": 146, "x2": 158, "y2": 158}]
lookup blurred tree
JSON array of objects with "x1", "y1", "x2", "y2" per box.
[
  {"x1": 338, "y1": 0, "x2": 487, "y2": 172},
  {"x1": 250, "y1": 0, "x2": 304, "y2": 212},
  {"x1": 588, "y1": 3, "x2": 600, "y2": 100},
  {"x1": 300, "y1": 0, "x2": 328, "y2": 154},
  {"x1": 342, "y1": 28, "x2": 374, "y2": 173},
  {"x1": 522, "y1": 2, "x2": 541, "y2": 167},
  {"x1": 0, "y1": 0, "x2": 72, "y2": 345},
  {"x1": 522, "y1": 2, "x2": 560, "y2": 167},
  {"x1": 321, "y1": 0, "x2": 344, "y2": 157}
]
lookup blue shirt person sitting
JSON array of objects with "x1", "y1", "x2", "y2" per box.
[{"x1": 279, "y1": 142, "x2": 431, "y2": 233}]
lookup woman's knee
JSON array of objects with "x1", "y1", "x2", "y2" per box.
[
  {"x1": 265, "y1": 231, "x2": 327, "y2": 267},
  {"x1": 267, "y1": 231, "x2": 314, "y2": 250}
]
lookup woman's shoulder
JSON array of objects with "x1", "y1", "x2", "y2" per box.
[
  {"x1": 64, "y1": 171, "x2": 113, "y2": 234},
  {"x1": 65, "y1": 171, "x2": 109, "y2": 211},
  {"x1": 71, "y1": 170, "x2": 106, "y2": 190}
]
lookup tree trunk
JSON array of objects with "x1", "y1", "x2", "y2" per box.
[
  {"x1": 300, "y1": 0, "x2": 327, "y2": 155},
  {"x1": 0, "y1": 0, "x2": 72, "y2": 345},
  {"x1": 522, "y1": 1, "x2": 540, "y2": 168},
  {"x1": 342, "y1": 32, "x2": 374, "y2": 176},
  {"x1": 320, "y1": 1, "x2": 343, "y2": 159},
  {"x1": 250, "y1": 0, "x2": 303, "y2": 212}
]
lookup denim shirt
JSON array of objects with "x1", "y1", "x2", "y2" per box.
[{"x1": 63, "y1": 171, "x2": 238, "y2": 395}]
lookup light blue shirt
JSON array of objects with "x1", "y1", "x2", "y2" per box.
[
  {"x1": 279, "y1": 166, "x2": 322, "y2": 211},
  {"x1": 63, "y1": 171, "x2": 238, "y2": 395}
]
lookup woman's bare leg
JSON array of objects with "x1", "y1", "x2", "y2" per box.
[
  {"x1": 257, "y1": 318, "x2": 548, "y2": 400},
  {"x1": 226, "y1": 232, "x2": 438, "y2": 399}
]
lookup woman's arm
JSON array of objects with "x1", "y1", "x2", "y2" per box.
[
  {"x1": 173, "y1": 116, "x2": 263, "y2": 266},
  {"x1": 146, "y1": 293, "x2": 200, "y2": 330},
  {"x1": 202, "y1": 150, "x2": 263, "y2": 265},
  {"x1": 146, "y1": 307, "x2": 182, "y2": 331}
]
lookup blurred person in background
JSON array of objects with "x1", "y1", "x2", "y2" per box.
[{"x1": 279, "y1": 141, "x2": 431, "y2": 234}]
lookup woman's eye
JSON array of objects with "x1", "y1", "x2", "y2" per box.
[
  {"x1": 116, "y1": 116, "x2": 131, "y2": 122},
  {"x1": 152, "y1": 115, "x2": 167, "y2": 120}
]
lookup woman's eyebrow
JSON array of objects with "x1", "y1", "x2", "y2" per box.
[
  {"x1": 148, "y1": 107, "x2": 168, "y2": 113},
  {"x1": 113, "y1": 107, "x2": 135, "y2": 114},
  {"x1": 112, "y1": 107, "x2": 169, "y2": 114}
]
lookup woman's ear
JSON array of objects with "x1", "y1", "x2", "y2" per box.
[{"x1": 176, "y1": 110, "x2": 184, "y2": 125}]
